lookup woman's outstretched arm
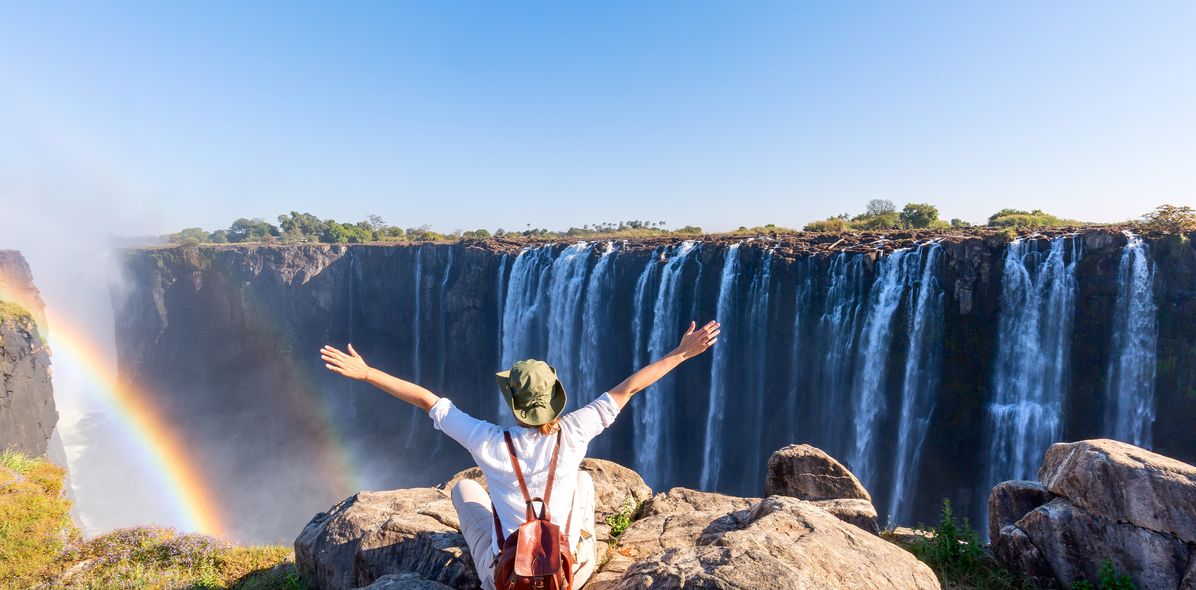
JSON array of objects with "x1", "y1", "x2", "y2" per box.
[
  {"x1": 321, "y1": 344, "x2": 440, "y2": 411},
  {"x1": 607, "y1": 320, "x2": 720, "y2": 410}
]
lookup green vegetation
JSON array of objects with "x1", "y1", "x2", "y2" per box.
[
  {"x1": 1073, "y1": 560, "x2": 1135, "y2": 590},
  {"x1": 0, "y1": 452, "x2": 303, "y2": 590},
  {"x1": 0, "y1": 301, "x2": 33, "y2": 323},
  {"x1": 803, "y1": 199, "x2": 945, "y2": 232},
  {"x1": 167, "y1": 214, "x2": 709, "y2": 245},
  {"x1": 986, "y1": 208, "x2": 1078, "y2": 228},
  {"x1": 909, "y1": 499, "x2": 1027, "y2": 590},
  {"x1": 1140, "y1": 204, "x2": 1196, "y2": 234},
  {"x1": 604, "y1": 496, "x2": 639, "y2": 541},
  {"x1": 1, "y1": 451, "x2": 78, "y2": 589}
]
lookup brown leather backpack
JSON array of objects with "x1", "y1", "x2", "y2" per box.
[{"x1": 491, "y1": 430, "x2": 575, "y2": 590}]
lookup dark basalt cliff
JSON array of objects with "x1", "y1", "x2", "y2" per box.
[
  {"x1": 0, "y1": 250, "x2": 58, "y2": 457},
  {"x1": 112, "y1": 229, "x2": 1196, "y2": 542}
]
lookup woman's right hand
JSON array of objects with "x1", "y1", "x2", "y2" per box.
[
  {"x1": 321, "y1": 344, "x2": 372, "y2": 381},
  {"x1": 673, "y1": 320, "x2": 720, "y2": 360}
]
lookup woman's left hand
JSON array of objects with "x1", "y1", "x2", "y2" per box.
[{"x1": 321, "y1": 344, "x2": 371, "y2": 381}]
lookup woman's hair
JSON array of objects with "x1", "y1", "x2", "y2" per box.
[{"x1": 535, "y1": 417, "x2": 561, "y2": 435}]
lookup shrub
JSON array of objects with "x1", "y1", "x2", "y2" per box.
[
  {"x1": 911, "y1": 499, "x2": 1026, "y2": 589},
  {"x1": 1073, "y1": 560, "x2": 1135, "y2": 590},
  {"x1": 605, "y1": 497, "x2": 638, "y2": 541},
  {"x1": 900, "y1": 203, "x2": 940, "y2": 229},
  {"x1": 803, "y1": 217, "x2": 851, "y2": 232},
  {"x1": 987, "y1": 208, "x2": 1077, "y2": 228},
  {"x1": 1141, "y1": 204, "x2": 1196, "y2": 234}
]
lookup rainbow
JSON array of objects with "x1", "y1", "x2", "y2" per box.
[
  {"x1": 45, "y1": 316, "x2": 229, "y2": 537},
  {"x1": 0, "y1": 282, "x2": 226, "y2": 536}
]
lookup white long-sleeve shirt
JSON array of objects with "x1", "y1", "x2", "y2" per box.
[{"x1": 428, "y1": 392, "x2": 621, "y2": 555}]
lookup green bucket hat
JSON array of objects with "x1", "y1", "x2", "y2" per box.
[{"x1": 495, "y1": 359, "x2": 568, "y2": 426}]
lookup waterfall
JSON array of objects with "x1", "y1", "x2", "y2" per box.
[
  {"x1": 847, "y1": 249, "x2": 910, "y2": 488},
  {"x1": 1105, "y1": 233, "x2": 1158, "y2": 448},
  {"x1": 404, "y1": 246, "x2": 425, "y2": 448},
  {"x1": 412, "y1": 245, "x2": 424, "y2": 384},
  {"x1": 431, "y1": 248, "x2": 455, "y2": 455},
  {"x1": 987, "y1": 237, "x2": 1080, "y2": 485},
  {"x1": 701, "y1": 243, "x2": 741, "y2": 490},
  {"x1": 785, "y1": 257, "x2": 815, "y2": 444},
  {"x1": 816, "y1": 253, "x2": 870, "y2": 458},
  {"x1": 743, "y1": 247, "x2": 774, "y2": 490},
  {"x1": 637, "y1": 241, "x2": 698, "y2": 487},
  {"x1": 545, "y1": 242, "x2": 592, "y2": 403},
  {"x1": 888, "y1": 243, "x2": 944, "y2": 523},
  {"x1": 578, "y1": 242, "x2": 616, "y2": 406}
]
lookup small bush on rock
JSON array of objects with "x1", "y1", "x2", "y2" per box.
[
  {"x1": 912, "y1": 499, "x2": 1027, "y2": 590},
  {"x1": 1073, "y1": 560, "x2": 1135, "y2": 590},
  {"x1": 605, "y1": 497, "x2": 638, "y2": 541}
]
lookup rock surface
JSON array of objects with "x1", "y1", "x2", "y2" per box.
[
  {"x1": 608, "y1": 496, "x2": 939, "y2": 590},
  {"x1": 1018, "y1": 498, "x2": 1191, "y2": 589},
  {"x1": 987, "y1": 480, "x2": 1054, "y2": 542},
  {"x1": 992, "y1": 439, "x2": 1196, "y2": 589},
  {"x1": 765, "y1": 444, "x2": 872, "y2": 501},
  {"x1": 298, "y1": 446, "x2": 939, "y2": 590},
  {"x1": 294, "y1": 487, "x2": 479, "y2": 590},
  {"x1": 764, "y1": 444, "x2": 880, "y2": 532},
  {"x1": 0, "y1": 250, "x2": 57, "y2": 458},
  {"x1": 1038, "y1": 438, "x2": 1196, "y2": 543}
]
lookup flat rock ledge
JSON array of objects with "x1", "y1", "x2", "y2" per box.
[
  {"x1": 989, "y1": 439, "x2": 1196, "y2": 589},
  {"x1": 295, "y1": 447, "x2": 934, "y2": 589}
]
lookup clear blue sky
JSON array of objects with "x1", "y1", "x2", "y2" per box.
[{"x1": 3, "y1": 1, "x2": 1195, "y2": 235}]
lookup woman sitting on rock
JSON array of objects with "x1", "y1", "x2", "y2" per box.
[{"x1": 320, "y1": 319, "x2": 719, "y2": 590}]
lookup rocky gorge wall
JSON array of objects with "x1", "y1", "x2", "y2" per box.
[
  {"x1": 0, "y1": 250, "x2": 58, "y2": 458},
  {"x1": 111, "y1": 229, "x2": 1196, "y2": 542}
]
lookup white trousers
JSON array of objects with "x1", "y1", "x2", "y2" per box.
[{"x1": 452, "y1": 471, "x2": 598, "y2": 590}]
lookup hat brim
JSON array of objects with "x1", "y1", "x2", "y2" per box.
[{"x1": 495, "y1": 367, "x2": 568, "y2": 426}]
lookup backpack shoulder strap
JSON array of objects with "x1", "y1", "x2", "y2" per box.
[
  {"x1": 540, "y1": 430, "x2": 563, "y2": 519},
  {"x1": 503, "y1": 431, "x2": 536, "y2": 520}
]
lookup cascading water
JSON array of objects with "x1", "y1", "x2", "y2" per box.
[
  {"x1": 578, "y1": 242, "x2": 615, "y2": 406},
  {"x1": 987, "y1": 236, "x2": 1081, "y2": 486},
  {"x1": 701, "y1": 243, "x2": 741, "y2": 490},
  {"x1": 847, "y1": 249, "x2": 910, "y2": 488},
  {"x1": 888, "y1": 243, "x2": 944, "y2": 523},
  {"x1": 638, "y1": 241, "x2": 698, "y2": 487},
  {"x1": 815, "y1": 253, "x2": 870, "y2": 459},
  {"x1": 1105, "y1": 233, "x2": 1158, "y2": 448},
  {"x1": 404, "y1": 246, "x2": 424, "y2": 447},
  {"x1": 544, "y1": 242, "x2": 592, "y2": 403},
  {"x1": 785, "y1": 257, "x2": 814, "y2": 445}
]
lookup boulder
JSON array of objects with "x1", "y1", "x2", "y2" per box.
[
  {"x1": 988, "y1": 480, "x2": 1054, "y2": 542},
  {"x1": 1016, "y1": 498, "x2": 1191, "y2": 589},
  {"x1": 587, "y1": 488, "x2": 754, "y2": 590},
  {"x1": 765, "y1": 444, "x2": 871, "y2": 502},
  {"x1": 609, "y1": 496, "x2": 939, "y2": 590},
  {"x1": 763, "y1": 444, "x2": 879, "y2": 531},
  {"x1": 294, "y1": 487, "x2": 480, "y2": 590},
  {"x1": 1038, "y1": 439, "x2": 1196, "y2": 543},
  {"x1": 355, "y1": 573, "x2": 455, "y2": 589},
  {"x1": 811, "y1": 498, "x2": 880, "y2": 534},
  {"x1": 990, "y1": 524, "x2": 1058, "y2": 589}
]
